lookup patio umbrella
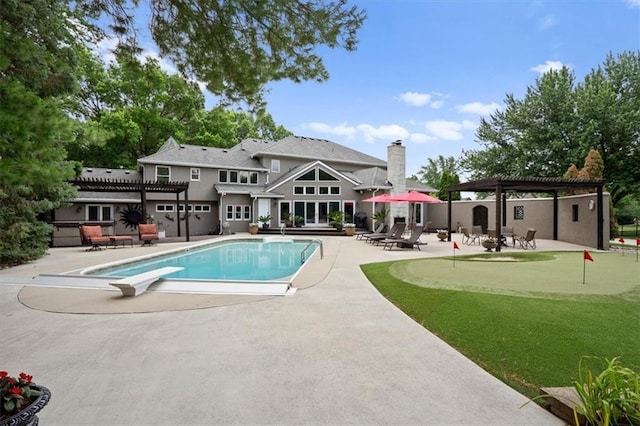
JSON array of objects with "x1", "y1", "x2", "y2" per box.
[
  {"x1": 388, "y1": 190, "x2": 442, "y2": 203},
  {"x1": 361, "y1": 193, "x2": 396, "y2": 203},
  {"x1": 361, "y1": 193, "x2": 406, "y2": 230},
  {"x1": 388, "y1": 191, "x2": 442, "y2": 230}
]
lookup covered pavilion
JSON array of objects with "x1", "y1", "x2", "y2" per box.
[
  {"x1": 68, "y1": 177, "x2": 192, "y2": 240},
  {"x1": 445, "y1": 176, "x2": 605, "y2": 252}
]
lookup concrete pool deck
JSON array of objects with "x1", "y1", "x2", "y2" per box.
[{"x1": 0, "y1": 233, "x2": 590, "y2": 424}]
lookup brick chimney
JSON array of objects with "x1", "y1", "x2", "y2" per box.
[{"x1": 387, "y1": 140, "x2": 408, "y2": 224}]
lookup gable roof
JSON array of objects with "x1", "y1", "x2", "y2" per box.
[
  {"x1": 138, "y1": 139, "x2": 268, "y2": 171},
  {"x1": 252, "y1": 135, "x2": 387, "y2": 168},
  {"x1": 266, "y1": 160, "x2": 359, "y2": 193}
]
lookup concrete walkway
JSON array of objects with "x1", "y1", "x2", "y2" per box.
[{"x1": 0, "y1": 233, "x2": 583, "y2": 425}]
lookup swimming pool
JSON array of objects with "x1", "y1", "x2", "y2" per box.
[
  {"x1": 69, "y1": 237, "x2": 322, "y2": 296},
  {"x1": 92, "y1": 238, "x2": 318, "y2": 281}
]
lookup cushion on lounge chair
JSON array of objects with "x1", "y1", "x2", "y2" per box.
[
  {"x1": 138, "y1": 223, "x2": 159, "y2": 245},
  {"x1": 80, "y1": 225, "x2": 111, "y2": 250}
]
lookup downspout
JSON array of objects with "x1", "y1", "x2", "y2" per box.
[{"x1": 218, "y1": 192, "x2": 225, "y2": 235}]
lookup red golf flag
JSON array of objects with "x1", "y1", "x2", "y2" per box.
[
  {"x1": 619, "y1": 237, "x2": 625, "y2": 244},
  {"x1": 583, "y1": 250, "x2": 594, "y2": 262},
  {"x1": 453, "y1": 242, "x2": 459, "y2": 250}
]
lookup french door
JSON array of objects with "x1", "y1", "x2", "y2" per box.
[{"x1": 294, "y1": 201, "x2": 340, "y2": 225}]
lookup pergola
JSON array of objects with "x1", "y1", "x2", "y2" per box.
[
  {"x1": 70, "y1": 178, "x2": 192, "y2": 241},
  {"x1": 445, "y1": 176, "x2": 605, "y2": 251}
]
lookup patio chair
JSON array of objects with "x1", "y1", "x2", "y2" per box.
[
  {"x1": 79, "y1": 225, "x2": 112, "y2": 250},
  {"x1": 502, "y1": 226, "x2": 515, "y2": 247},
  {"x1": 138, "y1": 223, "x2": 159, "y2": 246},
  {"x1": 517, "y1": 228, "x2": 537, "y2": 250},
  {"x1": 471, "y1": 225, "x2": 484, "y2": 241},
  {"x1": 355, "y1": 223, "x2": 385, "y2": 240},
  {"x1": 366, "y1": 223, "x2": 406, "y2": 245},
  {"x1": 461, "y1": 227, "x2": 480, "y2": 245},
  {"x1": 381, "y1": 226, "x2": 426, "y2": 250}
]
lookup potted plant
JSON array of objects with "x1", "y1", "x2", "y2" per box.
[
  {"x1": 436, "y1": 229, "x2": 448, "y2": 241},
  {"x1": 294, "y1": 215, "x2": 304, "y2": 227},
  {"x1": 258, "y1": 215, "x2": 272, "y2": 229},
  {"x1": 248, "y1": 223, "x2": 259, "y2": 235},
  {"x1": 328, "y1": 211, "x2": 344, "y2": 231},
  {"x1": 372, "y1": 206, "x2": 389, "y2": 228},
  {"x1": 482, "y1": 237, "x2": 497, "y2": 251},
  {"x1": 0, "y1": 371, "x2": 51, "y2": 426},
  {"x1": 343, "y1": 223, "x2": 356, "y2": 236},
  {"x1": 282, "y1": 213, "x2": 293, "y2": 227}
]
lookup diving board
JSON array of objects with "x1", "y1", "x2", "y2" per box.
[{"x1": 109, "y1": 266, "x2": 183, "y2": 297}]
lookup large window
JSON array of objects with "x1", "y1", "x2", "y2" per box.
[
  {"x1": 156, "y1": 166, "x2": 170, "y2": 182},
  {"x1": 219, "y1": 169, "x2": 259, "y2": 185},
  {"x1": 226, "y1": 205, "x2": 252, "y2": 221},
  {"x1": 295, "y1": 185, "x2": 340, "y2": 196},
  {"x1": 87, "y1": 205, "x2": 112, "y2": 221}
]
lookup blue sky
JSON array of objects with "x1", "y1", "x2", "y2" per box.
[
  {"x1": 256, "y1": 0, "x2": 640, "y2": 176},
  {"x1": 99, "y1": 0, "x2": 639, "y2": 177}
]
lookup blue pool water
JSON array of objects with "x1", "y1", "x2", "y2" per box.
[{"x1": 91, "y1": 239, "x2": 318, "y2": 281}]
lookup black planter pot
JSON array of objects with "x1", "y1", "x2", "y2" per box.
[{"x1": 0, "y1": 385, "x2": 51, "y2": 426}]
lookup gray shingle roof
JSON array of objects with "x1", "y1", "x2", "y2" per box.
[
  {"x1": 138, "y1": 140, "x2": 267, "y2": 170},
  {"x1": 80, "y1": 167, "x2": 141, "y2": 180}
]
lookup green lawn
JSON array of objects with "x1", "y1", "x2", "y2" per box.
[{"x1": 361, "y1": 251, "x2": 640, "y2": 398}]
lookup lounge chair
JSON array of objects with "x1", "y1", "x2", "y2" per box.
[
  {"x1": 381, "y1": 226, "x2": 426, "y2": 250},
  {"x1": 461, "y1": 227, "x2": 480, "y2": 245},
  {"x1": 79, "y1": 225, "x2": 112, "y2": 250},
  {"x1": 517, "y1": 228, "x2": 536, "y2": 250},
  {"x1": 355, "y1": 223, "x2": 385, "y2": 240},
  {"x1": 367, "y1": 223, "x2": 406, "y2": 245},
  {"x1": 138, "y1": 223, "x2": 159, "y2": 246}
]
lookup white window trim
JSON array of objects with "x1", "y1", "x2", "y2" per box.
[
  {"x1": 271, "y1": 159, "x2": 281, "y2": 173},
  {"x1": 86, "y1": 204, "x2": 113, "y2": 221},
  {"x1": 191, "y1": 168, "x2": 200, "y2": 181},
  {"x1": 156, "y1": 165, "x2": 171, "y2": 181}
]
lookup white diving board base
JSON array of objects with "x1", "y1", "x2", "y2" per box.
[{"x1": 109, "y1": 266, "x2": 183, "y2": 297}]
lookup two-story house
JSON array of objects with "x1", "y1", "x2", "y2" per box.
[{"x1": 50, "y1": 136, "x2": 436, "y2": 246}]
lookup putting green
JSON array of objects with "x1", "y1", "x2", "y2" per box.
[{"x1": 389, "y1": 251, "x2": 640, "y2": 300}]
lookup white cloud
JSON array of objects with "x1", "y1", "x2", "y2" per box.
[
  {"x1": 409, "y1": 133, "x2": 437, "y2": 144},
  {"x1": 531, "y1": 60, "x2": 570, "y2": 75},
  {"x1": 627, "y1": 0, "x2": 640, "y2": 7},
  {"x1": 424, "y1": 121, "x2": 464, "y2": 141},
  {"x1": 538, "y1": 14, "x2": 558, "y2": 30},
  {"x1": 306, "y1": 122, "x2": 358, "y2": 138},
  {"x1": 397, "y1": 92, "x2": 432, "y2": 107},
  {"x1": 357, "y1": 124, "x2": 410, "y2": 143},
  {"x1": 456, "y1": 102, "x2": 501, "y2": 115},
  {"x1": 397, "y1": 91, "x2": 445, "y2": 108}
]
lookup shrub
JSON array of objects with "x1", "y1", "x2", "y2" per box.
[{"x1": 573, "y1": 357, "x2": 640, "y2": 426}]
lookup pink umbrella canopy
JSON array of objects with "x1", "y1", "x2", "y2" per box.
[
  {"x1": 389, "y1": 191, "x2": 442, "y2": 203},
  {"x1": 361, "y1": 193, "x2": 397, "y2": 203}
]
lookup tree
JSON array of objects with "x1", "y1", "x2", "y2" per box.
[
  {"x1": 183, "y1": 107, "x2": 292, "y2": 148},
  {"x1": 82, "y1": 0, "x2": 366, "y2": 110},
  {"x1": 66, "y1": 50, "x2": 205, "y2": 168},
  {"x1": 437, "y1": 172, "x2": 461, "y2": 201},
  {"x1": 0, "y1": 0, "x2": 81, "y2": 265},
  {"x1": 416, "y1": 155, "x2": 458, "y2": 189},
  {"x1": 574, "y1": 52, "x2": 640, "y2": 204},
  {"x1": 461, "y1": 52, "x2": 640, "y2": 205}
]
